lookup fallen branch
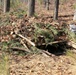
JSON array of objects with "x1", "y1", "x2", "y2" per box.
[
  {"x1": 16, "y1": 34, "x2": 35, "y2": 46},
  {"x1": 20, "y1": 39, "x2": 31, "y2": 52},
  {"x1": 10, "y1": 47, "x2": 30, "y2": 52},
  {"x1": 68, "y1": 41, "x2": 76, "y2": 49},
  {"x1": 41, "y1": 50, "x2": 55, "y2": 57},
  {"x1": 48, "y1": 40, "x2": 67, "y2": 45}
]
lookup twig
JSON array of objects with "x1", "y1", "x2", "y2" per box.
[{"x1": 68, "y1": 41, "x2": 76, "y2": 49}]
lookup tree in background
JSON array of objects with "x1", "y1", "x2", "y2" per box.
[
  {"x1": 20, "y1": 0, "x2": 28, "y2": 3},
  {"x1": 44, "y1": 0, "x2": 50, "y2": 10},
  {"x1": 27, "y1": 0, "x2": 35, "y2": 17},
  {"x1": 3, "y1": 0, "x2": 10, "y2": 13},
  {"x1": 53, "y1": 0, "x2": 59, "y2": 20},
  {"x1": 0, "y1": 0, "x2": 2, "y2": 9}
]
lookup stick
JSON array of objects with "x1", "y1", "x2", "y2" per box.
[
  {"x1": 10, "y1": 47, "x2": 30, "y2": 52},
  {"x1": 48, "y1": 40, "x2": 67, "y2": 45},
  {"x1": 16, "y1": 34, "x2": 35, "y2": 46},
  {"x1": 20, "y1": 39, "x2": 31, "y2": 52},
  {"x1": 68, "y1": 41, "x2": 76, "y2": 49},
  {"x1": 41, "y1": 50, "x2": 54, "y2": 57}
]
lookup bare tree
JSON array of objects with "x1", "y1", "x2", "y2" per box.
[
  {"x1": 44, "y1": 0, "x2": 50, "y2": 10},
  {"x1": 27, "y1": 0, "x2": 35, "y2": 17},
  {"x1": 3, "y1": 0, "x2": 10, "y2": 13},
  {"x1": 53, "y1": 0, "x2": 59, "y2": 20},
  {"x1": 0, "y1": 0, "x2": 3, "y2": 9}
]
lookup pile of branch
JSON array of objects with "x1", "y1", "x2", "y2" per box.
[
  {"x1": 10, "y1": 23, "x2": 76, "y2": 55},
  {"x1": 11, "y1": 33, "x2": 67, "y2": 51}
]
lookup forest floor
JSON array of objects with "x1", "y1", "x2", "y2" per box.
[
  {"x1": 9, "y1": 52, "x2": 76, "y2": 75},
  {"x1": 0, "y1": 0, "x2": 76, "y2": 75}
]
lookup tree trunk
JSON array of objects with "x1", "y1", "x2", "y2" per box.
[
  {"x1": 46, "y1": 0, "x2": 50, "y2": 10},
  {"x1": 3, "y1": 0, "x2": 10, "y2": 13},
  {"x1": 44, "y1": 0, "x2": 46, "y2": 8},
  {"x1": 0, "y1": 0, "x2": 3, "y2": 9},
  {"x1": 27, "y1": 0, "x2": 35, "y2": 17},
  {"x1": 0, "y1": 0, "x2": 2, "y2": 7},
  {"x1": 44, "y1": 0, "x2": 49, "y2": 10},
  {"x1": 53, "y1": 0, "x2": 59, "y2": 20}
]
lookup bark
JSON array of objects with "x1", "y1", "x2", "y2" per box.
[
  {"x1": 0, "y1": 0, "x2": 2, "y2": 8},
  {"x1": 46, "y1": 0, "x2": 50, "y2": 10},
  {"x1": 20, "y1": 0, "x2": 28, "y2": 3},
  {"x1": 44, "y1": 0, "x2": 46, "y2": 8},
  {"x1": 44, "y1": 0, "x2": 50, "y2": 10},
  {"x1": 27, "y1": 0, "x2": 35, "y2": 17},
  {"x1": 53, "y1": 0, "x2": 59, "y2": 20},
  {"x1": 3, "y1": 0, "x2": 10, "y2": 13},
  {"x1": 0, "y1": 0, "x2": 3, "y2": 9}
]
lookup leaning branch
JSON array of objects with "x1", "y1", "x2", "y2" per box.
[{"x1": 16, "y1": 34, "x2": 35, "y2": 46}]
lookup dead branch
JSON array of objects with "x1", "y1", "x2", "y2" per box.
[
  {"x1": 48, "y1": 40, "x2": 67, "y2": 45},
  {"x1": 20, "y1": 39, "x2": 31, "y2": 52},
  {"x1": 16, "y1": 34, "x2": 35, "y2": 46},
  {"x1": 41, "y1": 50, "x2": 55, "y2": 57},
  {"x1": 67, "y1": 41, "x2": 76, "y2": 49},
  {"x1": 10, "y1": 47, "x2": 30, "y2": 52}
]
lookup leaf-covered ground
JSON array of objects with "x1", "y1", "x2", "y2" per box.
[
  {"x1": 9, "y1": 53, "x2": 76, "y2": 75},
  {"x1": 0, "y1": 0, "x2": 76, "y2": 75}
]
